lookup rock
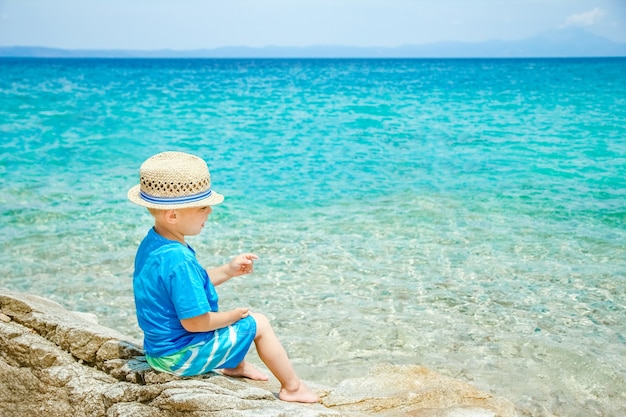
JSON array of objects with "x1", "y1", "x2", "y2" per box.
[
  {"x1": 324, "y1": 364, "x2": 517, "y2": 416},
  {"x1": 0, "y1": 288, "x2": 517, "y2": 416}
]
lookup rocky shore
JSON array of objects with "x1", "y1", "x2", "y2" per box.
[{"x1": 0, "y1": 289, "x2": 517, "y2": 416}]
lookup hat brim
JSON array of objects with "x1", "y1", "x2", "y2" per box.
[{"x1": 127, "y1": 185, "x2": 224, "y2": 209}]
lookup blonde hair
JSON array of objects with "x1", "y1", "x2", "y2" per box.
[{"x1": 147, "y1": 207, "x2": 166, "y2": 217}]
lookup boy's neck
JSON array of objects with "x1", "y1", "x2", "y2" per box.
[{"x1": 153, "y1": 224, "x2": 186, "y2": 244}]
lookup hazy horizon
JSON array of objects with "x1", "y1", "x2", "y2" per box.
[
  {"x1": 1, "y1": 0, "x2": 625, "y2": 51},
  {"x1": 2, "y1": 26, "x2": 625, "y2": 59}
]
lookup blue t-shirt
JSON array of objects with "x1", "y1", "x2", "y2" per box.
[{"x1": 133, "y1": 227, "x2": 219, "y2": 356}]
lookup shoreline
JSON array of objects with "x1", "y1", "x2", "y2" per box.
[{"x1": 0, "y1": 288, "x2": 517, "y2": 417}]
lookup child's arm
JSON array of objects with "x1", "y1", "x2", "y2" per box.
[
  {"x1": 206, "y1": 253, "x2": 259, "y2": 286},
  {"x1": 181, "y1": 307, "x2": 250, "y2": 332}
]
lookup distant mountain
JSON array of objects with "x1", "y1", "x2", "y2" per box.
[{"x1": 1, "y1": 28, "x2": 625, "y2": 58}]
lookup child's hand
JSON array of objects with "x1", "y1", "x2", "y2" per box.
[
  {"x1": 233, "y1": 307, "x2": 250, "y2": 319},
  {"x1": 228, "y1": 253, "x2": 259, "y2": 277}
]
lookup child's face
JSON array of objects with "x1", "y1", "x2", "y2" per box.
[{"x1": 175, "y1": 206, "x2": 212, "y2": 236}]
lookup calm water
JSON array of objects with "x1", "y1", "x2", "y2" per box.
[{"x1": 1, "y1": 58, "x2": 625, "y2": 416}]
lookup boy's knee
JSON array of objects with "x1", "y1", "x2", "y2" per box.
[{"x1": 250, "y1": 312, "x2": 270, "y2": 331}]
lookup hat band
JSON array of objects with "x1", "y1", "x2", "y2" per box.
[{"x1": 139, "y1": 188, "x2": 214, "y2": 205}]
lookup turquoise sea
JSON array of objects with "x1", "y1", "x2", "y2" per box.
[{"x1": 1, "y1": 58, "x2": 625, "y2": 416}]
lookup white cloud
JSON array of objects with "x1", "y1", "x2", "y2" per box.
[{"x1": 560, "y1": 7, "x2": 605, "y2": 28}]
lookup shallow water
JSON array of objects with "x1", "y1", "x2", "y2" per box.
[{"x1": 1, "y1": 58, "x2": 625, "y2": 416}]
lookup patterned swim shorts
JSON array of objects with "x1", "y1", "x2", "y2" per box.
[{"x1": 146, "y1": 315, "x2": 257, "y2": 377}]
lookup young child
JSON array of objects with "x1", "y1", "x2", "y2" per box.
[{"x1": 128, "y1": 151, "x2": 319, "y2": 403}]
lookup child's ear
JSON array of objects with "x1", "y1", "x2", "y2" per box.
[{"x1": 165, "y1": 210, "x2": 178, "y2": 224}]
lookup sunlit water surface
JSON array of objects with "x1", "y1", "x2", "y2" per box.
[{"x1": 1, "y1": 58, "x2": 625, "y2": 416}]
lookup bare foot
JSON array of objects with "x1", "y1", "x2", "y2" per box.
[
  {"x1": 221, "y1": 361, "x2": 269, "y2": 381},
  {"x1": 278, "y1": 380, "x2": 320, "y2": 403}
]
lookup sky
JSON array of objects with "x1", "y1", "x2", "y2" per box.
[{"x1": 0, "y1": 0, "x2": 625, "y2": 50}]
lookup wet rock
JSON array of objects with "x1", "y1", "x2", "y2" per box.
[{"x1": 324, "y1": 364, "x2": 516, "y2": 416}]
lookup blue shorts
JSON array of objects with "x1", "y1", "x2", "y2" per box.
[{"x1": 146, "y1": 316, "x2": 257, "y2": 377}]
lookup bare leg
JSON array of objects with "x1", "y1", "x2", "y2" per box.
[
  {"x1": 221, "y1": 360, "x2": 269, "y2": 381},
  {"x1": 250, "y1": 312, "x2": 319, "y2": 403}
]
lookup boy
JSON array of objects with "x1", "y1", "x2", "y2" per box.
[{"x1": 128, "y1": 151, "x2": 319, "y2": 403}]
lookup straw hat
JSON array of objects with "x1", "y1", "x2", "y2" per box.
[{"x1": 128, "y1": 151, "x2": 224, "y2": 209}]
